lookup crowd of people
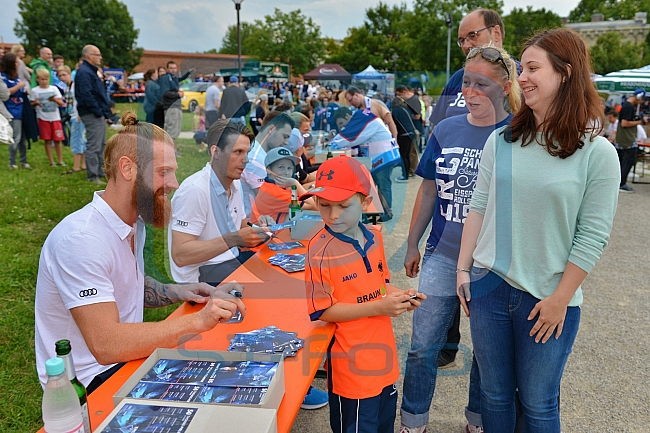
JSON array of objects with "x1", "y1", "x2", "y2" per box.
[{"x1": 7, "y1": 6, "x2": 629, "y2": 433}]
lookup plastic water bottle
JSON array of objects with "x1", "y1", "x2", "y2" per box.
[
  {"x1": 55, "y1": 340, "x2": 91, "y2": 433},
  {"x1": 42, "y1": 357, "x2": 85, "y2": 433}
]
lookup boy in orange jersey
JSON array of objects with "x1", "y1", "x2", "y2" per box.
[{"x1": 302, "y1": 155, "x2": 426, "y2": 432}]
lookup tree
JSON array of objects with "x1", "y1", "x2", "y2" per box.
[
  {"x1": 569, "y1": 0, "x2": 650, "y2": 22},
  {"x1": 218, "y1": 22, "x2": 255, "y2": 55},
  {"x1": 567, "y1": 0, "x2": 607, "y2": 22},
  {"x1": 404, "y1": 0, "x2": 504, "y2": 72},
  {"x1": 14, "y1": 0, "x2": 142, "y2": 71},
  {"x1": 568, "y1": 0, "x2": 650, "y2": 68},
  {"x1": 591, "y1": 31, "x2": 644, "y2": 74},
  {"x1": 239, "y1": 9, "x2": 324, "y2": 76},
  {"x1": 327, "y1": 3, "x2": 412, "y2": 72},
  {"x1": 503, "y1": 7, "x2": 562, "y2": 56}
]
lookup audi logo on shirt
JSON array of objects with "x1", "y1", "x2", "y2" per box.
[{"x1": 79, "y1": 288, "x2": 98, "y2": 298}]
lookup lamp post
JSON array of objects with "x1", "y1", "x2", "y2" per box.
[
  {"x1": 392, "y1": 53, "x2": 399, "y2": 92},
  {"x1": 445, "y1": 13, "x2": 453, "y2": 83},
  {"x1": 232, "y1": 0, "x2": 245, "y2": 84}
]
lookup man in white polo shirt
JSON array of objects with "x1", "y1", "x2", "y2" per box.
[
  {"x1": 170, "y1": 119, "x2": 273, "y2": 284},
  {"x1": 240, "y1": 112, "x2": 295, "y2": 215},
  {"x1": 35, "y1": 117, "x2": 245, "y2": 392}
]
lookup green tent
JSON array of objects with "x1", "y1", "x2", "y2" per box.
[{"x1": 594, "y1": 76, "x2": 650, "y2": 93}]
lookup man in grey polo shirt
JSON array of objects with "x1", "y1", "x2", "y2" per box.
[{"x1": 205, "y1": 76, "x2": 224, "y2": 129}]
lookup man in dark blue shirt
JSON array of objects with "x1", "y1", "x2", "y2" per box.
[
  {"x1": 429, "y1": 9, "x2": 505, "y2": 129},
  {"x1": 75, "y1": 45, "x2": 112, "y2": 185}
]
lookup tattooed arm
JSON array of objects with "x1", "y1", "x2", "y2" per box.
[
  {"x1": 69, "y1": 280, "x2": 247, "y2": 365},
  {"x1": 144, "y1": 277, "x2": 247, "y2": 309},
  {"x1": 144, "y1": 276, "x2": 176, "y2": 308}
]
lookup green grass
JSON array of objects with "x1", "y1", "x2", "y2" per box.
[
  {"x1": 113, "y1": 102, "x2": 195, "y2": 132},
  {"x1": 0, "y1": 125, "x2": 209, "y2": 431}
]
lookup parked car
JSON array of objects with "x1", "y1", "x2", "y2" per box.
[{"x1": 181, "y1": 82, "x2": 211, "y2": 112}]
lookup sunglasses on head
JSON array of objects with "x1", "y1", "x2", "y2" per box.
[{"x1": 466, "y1": 47, "x2": 510, "y2": 80}]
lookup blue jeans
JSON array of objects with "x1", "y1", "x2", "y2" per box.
[
  {"x1": 400, "y1": 246, "x2": 481, "y2": 427},
  {"x1": 469, "y1": 268, "x2": 580, "y2": 433},
  {"x1": 371, "y1": 164, "x2": 393, "y2": 221},
  {"x1": 9, "y1": 119, "x2": 27, "y2": 166},
  {"x1": 69, "y1": 116, "x2": 87, "y2": 155}
]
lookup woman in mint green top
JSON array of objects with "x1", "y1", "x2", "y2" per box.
[{"x1": 456, "y1": 29, "x2": 620, "y2": 433}]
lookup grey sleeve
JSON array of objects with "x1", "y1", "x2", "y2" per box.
[{"x1": 0, "y1": 80, "x2": 9, "y2": 102}]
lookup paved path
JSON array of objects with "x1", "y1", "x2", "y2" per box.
[{"x1": 291, "y1": 167, "x2": 650, "y2": 433}]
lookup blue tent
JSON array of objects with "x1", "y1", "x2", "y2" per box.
[{"x1": 353, "y1": 65, "x2": 387, "y2": 80}]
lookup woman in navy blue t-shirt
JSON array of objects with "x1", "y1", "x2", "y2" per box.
[{"x1": 398, "y1": 46, "x2": 521, "y2": 433}]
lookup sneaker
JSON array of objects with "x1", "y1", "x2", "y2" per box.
[
  {"x1": 90, "y1": 178, "x2": 106, "y2": 185},
  {"x1": 438, "y1": 355, "x2": 456, "y2": 369},
  {"x1": 300, "y1": 386, "x2": 328, "y2": 410},
  {"x1": 619, "y1": 184, "x2": 634, "y2": 193},
  {"x1": 21, "y1": 163, "x2": 33, "y2": 169},
  {"x1": 395, "y1": 176, "x2": 409, "y2": 183},
  {"x1": 399, "y1": 424, "x2": 427, "y2": 433},
  {"x1": 9, "y1": 164, "x2": 18, "y2": 169},
  {"x1": 465, "y1": 424, "x2": 484, "y2": 433},
  {"x1": 57, "y1": 162, "x2": 67, "y2": 167}
]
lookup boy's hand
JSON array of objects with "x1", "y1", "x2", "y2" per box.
[
  {"x1": 272, "y1": 176, "x2": 299, "y2": 188},
  {"x1": 257, "y1": 215, "x2": 276, "y2": 227},
  {"x1": 404, "y1": 288, "x2": 426, "y2": 312},
  {"x1": 377, "y1": 292, "x2": 411, "y2": 317}
]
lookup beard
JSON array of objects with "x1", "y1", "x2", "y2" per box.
[{"x1": 131, "y1": 175, "x2": 171, "y2": 228}]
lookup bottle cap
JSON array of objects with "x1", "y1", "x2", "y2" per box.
[
  {"x1": 55, "y1": 339, "x2": 71, "y2": 356},
  {"x1": 45, "y1": 357, "x2": 65, "y2": 376}
]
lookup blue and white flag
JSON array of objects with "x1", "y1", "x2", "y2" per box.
[{"x1": 331, "y1": 108, "x2": 400, "y2": 173}]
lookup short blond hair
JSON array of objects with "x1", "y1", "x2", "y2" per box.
[
  {"x1": 57, "y1": 65, "x2": 71, "y2": 75},
  {"x1": 35, "y1": 68, "x2": 50, "y2": 79}
]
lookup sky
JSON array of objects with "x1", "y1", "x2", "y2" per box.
[{"x1": 1, "y1": 0, "x2": 581, "y2": 53}]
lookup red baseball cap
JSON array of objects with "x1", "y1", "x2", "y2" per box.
[{"x1": 300, "y1": 155, "x2": 371, "y2": 202}]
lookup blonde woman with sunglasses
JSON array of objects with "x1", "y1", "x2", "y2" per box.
[{"x1": 399, "y1": 45, "x2": 520, "y2": 433}]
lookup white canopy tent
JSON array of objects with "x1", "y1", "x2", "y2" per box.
[{"x1": 352, "y1": 65, "x2": 388, "y2": 94}]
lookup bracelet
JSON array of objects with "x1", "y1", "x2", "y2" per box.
[{"x1": 456, "y1": 268, "x2": 471, "y2": 273}]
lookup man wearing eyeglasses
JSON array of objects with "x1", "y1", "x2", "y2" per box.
[
  {"x1": 422, "y1": 9, "x2": 506, "y2": 373},
  {"x1": 429, "y1": 9, "x2": 505, "y2": 130},
  {"x1": 75, "y1": 45, "x2": 113, "y2": 185}
]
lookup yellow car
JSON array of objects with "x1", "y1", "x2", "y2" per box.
[{"x1": 180, "y1": 82, "x2": 211, "y2": 112}]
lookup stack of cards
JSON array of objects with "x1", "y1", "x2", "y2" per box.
[
  {"x1": 127, "y1": 359, "x2": 278, "y2": 405},
  {"x1": 100, "y1": 403, "x2": 197, "y2": 433},
  {"x1": 228, "y1": 326, "x2": 305, "y2": 358},
  {"x1": 268, "y1": 253, "x2": 305, "y2": 273},
  {"x1": 267, "y1": 220, "x2": 296, "y2": 231},
  {"x1": 268, "y1": 241, "x2": 304, "y2": 251},
  {"x1": 298, "y1": 214, "x2": 323, "y2": 221}
]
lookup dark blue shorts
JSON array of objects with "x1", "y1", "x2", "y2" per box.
[{"x1": 328, "y1": 383, "x2": 397, "y2": 433}]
